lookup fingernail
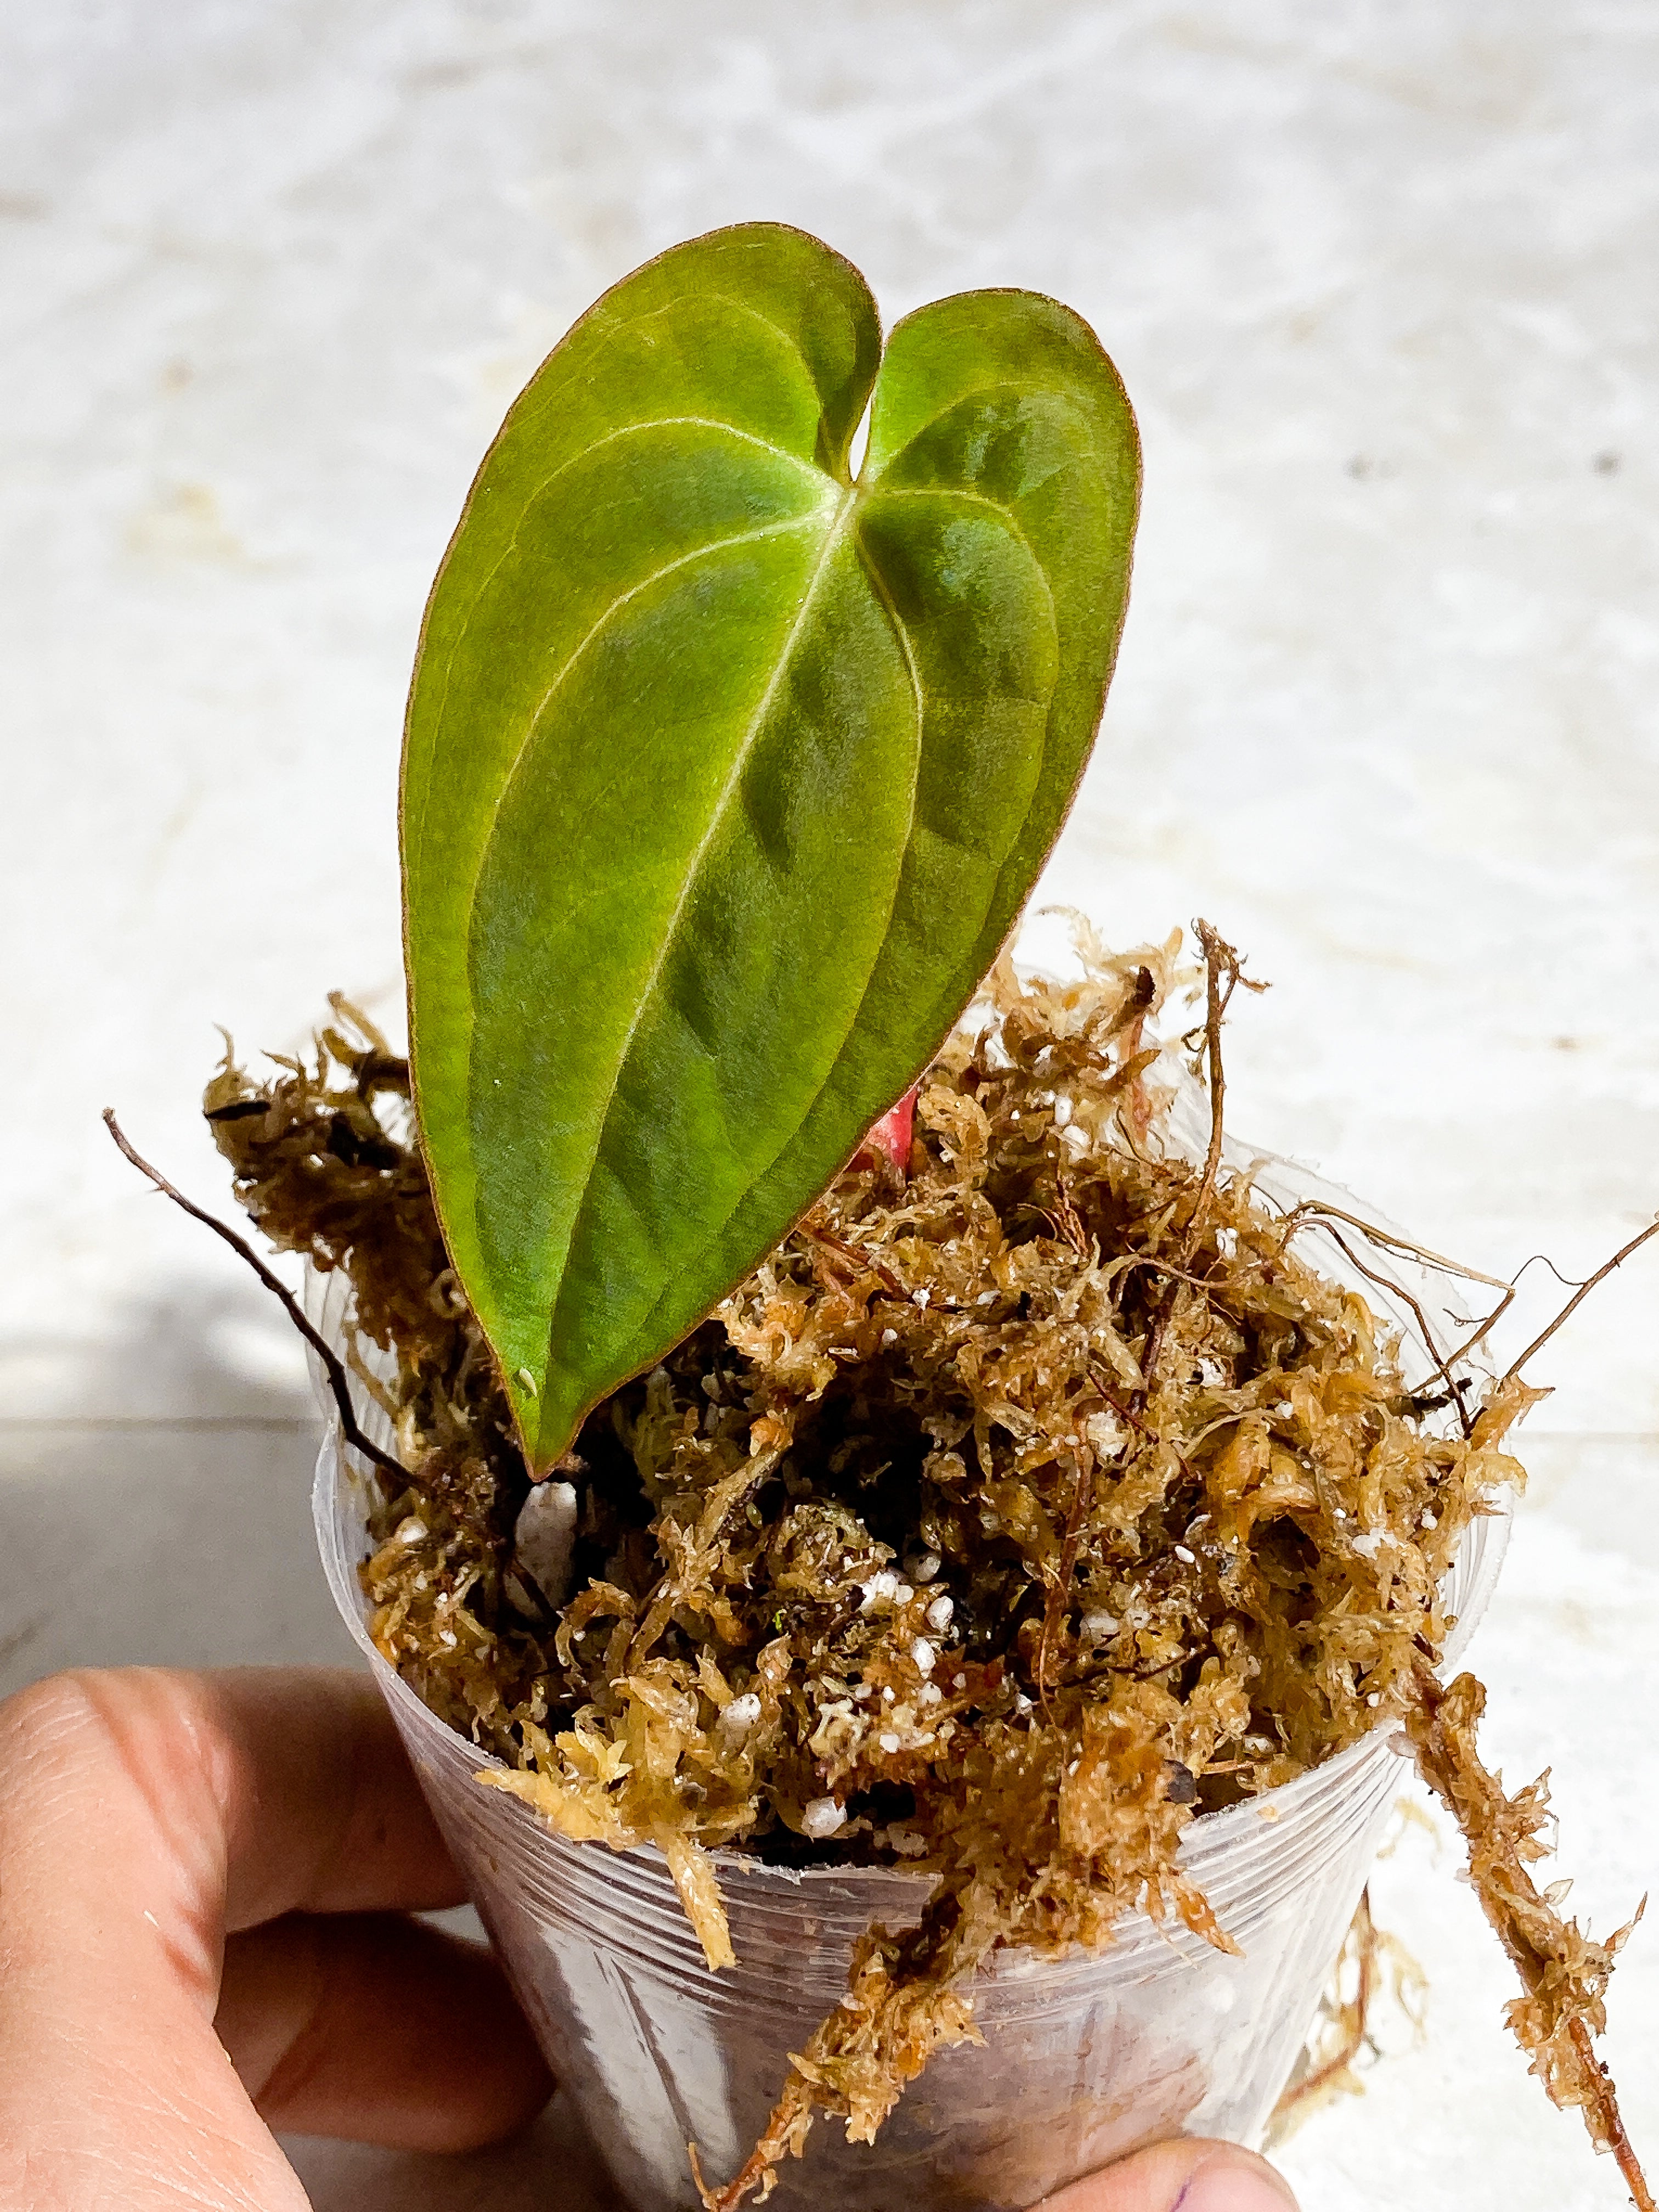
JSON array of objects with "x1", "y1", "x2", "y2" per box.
[{"x1": 1174, "y1": 2152, "x2": 1299, "y2": 2212}]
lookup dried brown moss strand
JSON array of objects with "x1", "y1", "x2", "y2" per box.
[
  {"x1": 1408, "y1": 1666, "x2": 1652, "y2": 2212},
  {"x1": 1568, "y1": 2015, "x2": 1656, "y2": 2212},
  {"x1": 101, "y1": 1108, "x2": 405, "y2": 1481}
]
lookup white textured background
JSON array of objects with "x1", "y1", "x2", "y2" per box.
[{"x1": 3, "y1": 4, "x2": 1656, "y2": 2208}]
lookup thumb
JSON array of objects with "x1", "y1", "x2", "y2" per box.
[{"x1": 1036, "y1": 2138, "x2": 1299, "y2": 2212}]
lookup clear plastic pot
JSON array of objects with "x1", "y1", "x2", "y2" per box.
[{"x1": 308, "y1": 1171, "x2": 1511, "y2": 2212}]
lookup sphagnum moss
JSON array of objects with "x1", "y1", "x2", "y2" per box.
[{"x1": 201, "y1": 928, "x2": 1650, "y2": 2212}]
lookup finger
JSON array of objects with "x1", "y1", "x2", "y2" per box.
[
  {"x1": 216, "y1": 1912, "x2": 553, "y2": 2152},
  {"x1": 0, "y1": 1664, "x2": 462, "y2": 2016},
  {"x1": 0, "y1": 1666, "x2": 478, "y2": 2209},
  {"x1": 195, "y1": 1664, "x2": 468, "y2": 1928},
  {"x1": 0, "y1": 1669, "x2": 301, "y2": 2208},
  {"x1": 1036, "y1": 2139, "x2": 1299, "y2": 2212}
]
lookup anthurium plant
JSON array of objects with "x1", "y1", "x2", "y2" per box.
[
  {"x1": 139, "y1": 221, "x2": 1650, "y2": 2212},
  {"x1": 399, "y1": 221, "x2": 1141, "y2": 1471}
]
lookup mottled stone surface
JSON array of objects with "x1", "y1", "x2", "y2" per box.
[{"x1": 4, "y1": 3, "x2": 1656, "y2": 2205}]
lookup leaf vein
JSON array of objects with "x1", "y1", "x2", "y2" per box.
[
  {"x1": 864, "y1": 484, "x2": 1059, "y2": 637},
  {"x1": 618, "y1": 528, "x2": 934, "y2": 1354},
  {"x1": 480, "y1": 508, "x2": 832, "y2": 900},
  {"x1": 514, "y1": 411, "x2": 827, "y2": 501}
]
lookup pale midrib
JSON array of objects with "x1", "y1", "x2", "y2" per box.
[
  {"x1": 621, "y1": 523, "x2": 930, "y2": 1362},
  {"x1": 541, "y1": 486, "x2": 859, "y2": 1384},
  {"x1": 856, "y1": 516, "x2": 925, "y2": 740},
  {"x1": 620, "y1": 486, "x2": 1064, "y2": 1359}
]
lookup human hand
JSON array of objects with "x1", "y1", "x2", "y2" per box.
[
  {"x1": 1035, "y1": 2138, "x2": 1300, "y2": 2212},
  {"x1": 0, "y1": 1664, "x2": 1301, "y2": 2212},
  {"x1": 0, "y1": 1666, "x2": 552, "y2": 2210}
]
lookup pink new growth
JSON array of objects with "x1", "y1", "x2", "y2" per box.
[{"x1": 854, "y1": 1085, "x2": 917, "y2": 1177}]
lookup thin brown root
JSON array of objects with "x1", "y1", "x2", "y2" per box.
[
  {"x1": 798, "y1": 1216, "x2": 905, "y2": 1297},
  {"x1": 102, "y1": 1108, "x2": 404, "y2": 1481},
  {"x1": 1138, "y1": 921, "x2": 1255, "y2": 1401},
  {"x1": 1295, "y1": 1216, "x2": 1477, "y2": 1439},
  {"x1": 1279, "y1": 1201, "x2": 1659, "y2": 1446},
  {"x1": 1279, "y1": 1202, "x2": 1514, "y2": 1299},
  {"x1": 1283, "y1": 1198, "x2": 1517, "y2": 1426},
  {"x1": 1501, "y1": 1217, "x2": 1659, "y2": 1387},
  {"x1": 1188, "y1": 919, "x2": 1248, "y2": 1228}
]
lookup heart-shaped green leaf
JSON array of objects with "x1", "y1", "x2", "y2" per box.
[{"x1": 402, "y1": 222, "x2": 1139, "y2": 1470}]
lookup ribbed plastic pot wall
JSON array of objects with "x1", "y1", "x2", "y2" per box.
[{"x1": 315, "y1": 1425, "x2": 1507, "y2": 2211}]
